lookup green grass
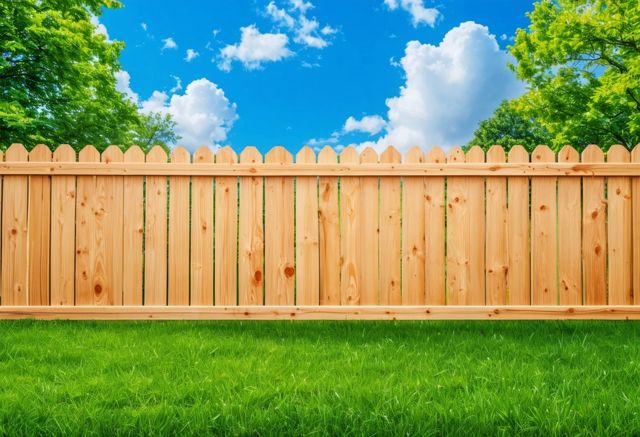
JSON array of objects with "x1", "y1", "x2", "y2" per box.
[{"x1": 1, "y1": 321, "x2": 639, "y2": 435}]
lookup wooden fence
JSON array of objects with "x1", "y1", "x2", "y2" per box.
[{"x1": 0, "y1": 142, "x2": 639, "y2": 320}]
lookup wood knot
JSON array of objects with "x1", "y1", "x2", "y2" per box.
[
  {"x1": 591, "y1": 210, "x2": 598, "y2": 219},
  {"x1": 253, "y1": 270, "x2": 262, "y2": 283},
  {"x1": 10, "y1": 228, "x2": 17, "y2": 235},
  {"x1": 94, "y1": 284, "x2": 102, "y2": 294},
  {"x1": 284, "y1": 266, "x2": 294, "y2": 278},
  {"x1": 539, "y1": 205, "x2": 547, "y2": 211},
  {"x1": 595, "y1": 244, "x2": 602, "y2": 255}
]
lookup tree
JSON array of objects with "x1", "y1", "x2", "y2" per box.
[
  {"x1": 132, "y1": 112, "x2": 179, "y2": 152},
  {"x1": 509, "y1": 0, "x2": 640, "y2": 150},
  {"x1": 467, "y1": 100, "x2": 551, "y2": 152}
]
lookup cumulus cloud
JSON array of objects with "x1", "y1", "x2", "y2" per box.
[
  {"x1": 384, "y1": 0, "x2": 440, "y2": 27},
  {"x1": 114, "y1": 70, "x2": 139, "y2": 103},
  {"x1": 141, "y1": 78, "x2": 238, "y2": 150},
  {"x1": 162, "y1": 37, "x2": 177, "y2": 50},
  {"x1": 218, "y1": 25, "x2": 293, "y2": 71},
  {"x1": 343, "y1": 115, "x2": 386, "y2": 135},
  {"x1": 185, "y1": 48, "x2": 199, "y2": 62},
  {"x1": 265, "y1": 1, "x2": 335, "y2": 49}
]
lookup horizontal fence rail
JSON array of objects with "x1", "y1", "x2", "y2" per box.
[{"x1": 0, "y1": 142, "x2": 639, "y2": 320}]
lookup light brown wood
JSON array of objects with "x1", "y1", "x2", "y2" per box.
[
  {"x1": 2, "y1": 144, "x2": 29, "y2": 305},
  {"x1": 168, "y1": 147, "x2": 191, "y2": 305},
  {"x1": 191, "y1": 147, "x2": 215, "y2": 305},
  {"x1": 379, "y1": 147, "x2": 401, "y2": 305},
  {"x1": 144, "y1": 146, "x2": 168, "y2": 305},
  {"x1": 486, "y1": 146, "x2": 507, "y2": 305},
  {"x1": 467, "y1": 146, "x2": 486, "y2": 304},
  {"x1": 557, "y1": 146, "x2": 582, "y2": 304},
  {"x1": 359, "y1": 147, "x2": 379, "y2": 305},
  {"x1": 28, "y1": 144, "x2": 52, "y2": 305},
  {"x1": 447, "y1": 147, "x2": 469, "y2": 305},
  {"x1": 582, "y1": 145, "x2": 607, "y2": 305},
  {"x1": 402, "y1": 147, "x2": 425, "y2": 305},
  {"x1": 238, "y1": 147, "x2": 263, "y2": 305},
  {"x1": 215, "y1": 147, "x2": 238, "y2": 305},
  {"x1": 633, "y1": 145, "x2": 640, "y2": 305},
  {"x1": 607, "y1": 145, "x2": 633, "y2": 304},
  {"x1": 531, "y1": 145, "x2": 557, "y2": 305},
  {"x1": 50, "y1": 145, "x2": 76, "y2": 305},
  {"x1": 318, "y1": 147, "x2": 341, "y2": 305},
  {"x1": 265, "y1": 147, "x2": 295, "y2": 305},
  {"x1": 507, "y1": 146, "x2": 530, "y2": 304},
  {"x1": 123, "y1": 146, "x2": 145, "y2": 305},
  {"x1": 424, "y1": 147, "x2": 446, "y2": 305},
  {"x1": 295, "y1": 147, "x2": 319, "y2": 305},
  {"x1": 339, "y1": 146, "x2": 360, "y2": 305}
]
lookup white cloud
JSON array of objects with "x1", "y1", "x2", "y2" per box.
[
  {"x1": 290, "y1": 0, "x2": 313, "y2": 13},
  {"x1": 162, "y1": 37, "x2": 177, "y2": 50},
  {"x1": 185, "y1": 48, "x2": 199, "y2": 62},
  {"x1": 266, "y1": 1, "x2": 295, "y2": 28},
  {"x1": 218, "y1": 25, "x2": 293, "y2": 71},
  {"x1": 384, "y1": 0, "x2": 440, "y2": 27},
  {"x1": 344, "y1": 115, "x2": 386, "y2": 135},
  {"x1": 265, "y1": 1, "x2": 335, "y2": 49},
  {"x1": 321, "y1": 25, "x2": 337, "y2": 35},
  {"x1": 114, "y1": 70, "x2": 139, "y2": 104},
  {"x1": 169, "y1": 75, "x2": 182, "y2": 93},
  {"x1": 141, "y1": 22, "x2": 148, "y2": 31},
  {"x1": 141, "y1": 78, "x2": 238, "y2": 151}
]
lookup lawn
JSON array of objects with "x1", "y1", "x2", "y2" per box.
[{"x1": 1, "y1": 320, "x2": 639, "y2": 435}]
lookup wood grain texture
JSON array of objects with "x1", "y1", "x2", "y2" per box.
[
  {"x1": 531, "y1": 145, "x2": 557, "y2": 305},
  {"x1": 265, "y1": 147, "x2": 294, "y2": 305},
  {"x1": 50, "y1": 145, "x2": 76, "y2": 305},
  {"x1": 424, "y1": 147, "x2": 446, "y2": 305},
  {"x1": 633, "y1": 145, "x2": 640, "y2": 305},
  {"x1": 238, "y1": 147, "x2": 263, "y2": 305},
  {"x1": 122, "y1": 147, "x2": 145, "y2": 305},
  {"x1": 339, "y1": 147, "x2": 360, "y2": 305},
  {"x1": 607, "y1": 145, "x2": 633, "y2": 304},
  {"x1": 466, "y1": 146, "x2": 486, "y2": 304},
  {"x1": 359, "y1": 147, "x2": 379, "y2": 305},
  {"x1": 215, "y1": 147, "x2": 238, "y2": 305},
  {"x1": 447, "y1": 147, "x2": 469, "y2": 305},
  {"x1": 485, "y1": 146, "x2": 507, "y2": 305},
  {"x1": 28, "y1": 144, "x2": 52, "y2": 305},
  {"x1": 144, "y1": 146, "x2": 168, "y2": 305},
  {"x1": 318, "y1": 147, "x2": 341, "y2": 305},
  {"x1": 2, "y1": 144, "x2": 29, "y2": 305},
  {"x1": 582, "y1": 145, "x2": 607, "y2": 305},
  {"x1": 379, "y1": 147, "x2": 401, "y2": 305},
  {"x1": 168, "y1": 147, "x2": 191, "y2": 305},
  {"x1": 295, "y1": 146, "x2": 319, "y2": 305},
  {"x1": 507, "y1": 146, "x2": 530, "y2": 305},
  {"x1": 402, "y1": 147, "x2": 425, "y2": 305},
  {"x1": 557, "y1": 146, "x2": 582, "y2": 305},
  {"x1": 191, "y1": 147, "x2": 215, "y2": 305}
]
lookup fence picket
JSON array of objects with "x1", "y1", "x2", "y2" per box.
[
  {"x1": 359, "y1": 148, "x2": 379, "y2": 305},
  {"x1": 633, "y1": 145, "x2": 640, "y2": 305},
  {"x1": 507, "y1": 146, "x2": 530, "y2": 304},
  {"x1": 123, "y1": 146, "x2": 145, "y2": 305},
  {"x1": 425, "y1": 147, "x2": 446, "y2": 305},
  {"x1": 379, "y1": 146, "x2": 401, "y2": 305},
  {"x1": 340, "y1": 146, "x2": 360, "y2": 305},
  {"x1": 402, "y1": 147, "x2": 425, "y2": 305},
  {"x1": 467, "y1": 146, "x2": 486, "y2": 304},
  {"x1": 447, "y1": 147, "x2": 469, "y2": 305},
  {"x1": 318, "y1": 147, "x2": 341, "y2": 305},
  {"x1": 168, "y1": 147, "x2": 191, "y2": 305},
  {"x1": 215, "y1": 147, "x2": 238, "y2": 305},
  {"x1": 486, "y1": 145, "x2": 507, "y2": 305}
]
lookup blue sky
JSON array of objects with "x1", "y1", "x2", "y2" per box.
[{"x1": 99, "y1": 0, "x2": 535, "y2": 153}]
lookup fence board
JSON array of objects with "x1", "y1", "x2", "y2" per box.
[
  {"x1": 265, "y1": 147, "x2": 294, "y2": 305},
  {"x1": 318, "y1": 147, "x2": 341, "y2": 305},
  {"x1": 123, "y1": 147, "x2": 145, "y2": 305},
  {"x1": 633, "y1": 145, "x2": 640, "y2": 305},
  {"x1": 379, "y1": 147, "x2": 401, "y2": 305},
  {"x1": 486, "y1": 146, "x2": 507, "y2": 305},
  {"x1": 424, "y1": 147, "x2": 446, "y2": 305},
  {"x1": 215, "y1": 147, "x2": 238, "y2": 305},
  {"x1": 2, "y1": 144, "x2": 29, "y2": 305},
  {"x1": 238, "y1": 147, "x2": 263, "y2": 305},
  {"x1": 447, "y1": 147, "x2": 469, "y2": 305},
  {"x1": 50, "y1": 145, "x2": 76, "y2": 305},
  {"x1": 340, "y1": 146, "x2": 360, "y2": 305},
  {"x1": 359, "y1": 148, "x2": 379, "y2": 305},
  {"x1": 607, "y1": 145, "x2": 633, "y2": 304},
  {"x1": 507, "y1": 146, "x2": 530, "y2": 304},
  {"x1": 582, "y1": 145, "x2": 607, "y2": 305},
  {"x1": 402, "y1": 147, "x2": 425, "y2": 305},
  {"x1": 531, "y1": 145, "x2": 557, "y2": 305},
  {"x1": 467, "y1": 146, "x2": 486, "y2": 304},
  {"x1": 295, "y1": 146, "x2": 319, "y2": 305},
  {"x1": 168, "y1": 147, "x2": 191, "y2": 305},
  {"x1": 144, "y1": 146, "x2": 168, "y2": 305},
  {"x1": 558, "y1": 146, "x2": 582, "y2": 304}
]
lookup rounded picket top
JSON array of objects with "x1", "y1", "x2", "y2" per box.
[
  {"x1": 558, "y1": 145, "x2": 579, "y2": 162},
  {"x1": 447, "y1": 146, "x2": 465, "y2": 163},
  {"x1": 216, "y1": 146, "x2": 237, "y2": 164},
  {"x1": 607, "y1": 144, "x2": 630, "y2": 162},
  {"x1": 146, "y1": 145, "x2": 168, "y2": 163},
  {"x1": 318, "y1": 145, "x2": 337, "y2": 163},
  {"x1": 339, "y1": 145, "x2": 358, "y2": 164},
  {"x1": 79, "y1": 144, "x2": 100, "y2": 162},
  {"x1": 296, "y1": 145, "x2": 316, "y2": 163},
  {"x1": 581, "y1": 144, "x2": 604, "y2": 162},
  {"x1": 632, "y1": 144, "x2": 640, "y2": 162},
  {"x1": 466, "y1": 145, "x2": 485, "y2": 163},
  {"x1": 486, "y1": 145, "x2": 505, "y2": 163},
  {"x1": 53, "y1": 144, "x2": 76, "y2": 162},
  {"x1": 404, "y1": 146, "x2": 424, "y2": 163},
  {"x1": 29, "y1": 144, "x2": 52, "y2": 162},
  {"x1": 5, "y1": 143, "x2": 28, "y2": 161},
  {"x1": 171, "y1": 146, "x2": 191, "y2": 163},
  {"x1": 426, "y1": 146, "x2": 445, "y2": 163},
  {"x1": 532, "y1": 144, "x2": 555, "y2": 162},
  {"x1": 508, "y1": 145, "x2": 529, "y2": 163},
  {"x1": 124, "y1": 145, "x2": 145, "y2": 163},
  {"x1": 194, "y1": 146, "x2": 215, "y2": 163},
  {"x1": 239, "y1": 146, "x2": 261, "y2": 164},
  {"x1": 360, "y1": 146, "x2": 378, "y2": 163},
  {"x1": 102, "y1": 145, "x2": 124, "y2": 163},
  {"x1": 265, "y1": 146, "x2": 292, "y2": 164},
  {"x1": 380, "y1": 146, "x2": 401, "y2": 163}
]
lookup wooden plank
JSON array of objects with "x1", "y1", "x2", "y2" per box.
[
  {"x1": 633, "y1": 145, "x2": 640, "y2": 305},
  {"x1": 215, "y1": 147, "x2": 238, "y2": 305},
  {"x1": 531, "y1": 145, "x2": 557, "y2": 305},
  {"x1": 582, "y1": 145, "x2": 607, "y2": 305},
  {"x1": 557, "y1": 146, "x2": 582, "y2": 305},
  {"x1": 50, "y1": 145, "x2": 76, "y2": 305},
  {"x1": 379, "y1": 146, "x2": 401, "y2": 305},
  {"x1": 507, "y1": 146, "x2": 530, "y2": 305},
  {"x1": 1, "y1": 144, "x2": 29, "y2": 305},
  {"x1": 122, "y1": 146, "x2": 145, "y2": 305},
  {"x1": 265, "y1": 147, "x2": 294, "y2": 305},
  {"x1": 339, "y1": 146, "x2": 360, "y2": 305},
  {"x1": 467, "y1": 146, "x2": 486, "y2": 304},
  {"x1": 144, "y1": 146, "x2": 168, "y2": 305},
  {"x1": 28, "y1": 144, "x2": 52, "y2": 305},
  {"x1": 485, "y1": 146, "x2": 507, "y2": 305},
  {"x1": 607, "y1": 145, "x2": 633, "y2": 304},
  {"x1": 447, "y1": 147, "x2": 469, "y2": 305},
  {"x1": 295, "y1": 146, "x2": 319, "y2": 305},
  {"x1": 75, "y1": 145, "x2": 100, "y2": 305},
  {"x1": 168, "y1": 147, "x2": 191, "y2": 305},
  {"x1": 424, "y1": 147, "x2": 446, "y2": 305},
  {"x1": 402, "y1": 147, "x2": 425, "y2": 305},
  {"x1": 359, "y1": 147, "x2": 379, "y2": 305},
  {"x1": 191, "y1": 147, "x2": 215, "y2": 306},
  {"x1": 318, "y1": 147, "x2": 341, "y2": 305}
]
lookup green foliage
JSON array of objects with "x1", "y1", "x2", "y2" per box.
[
  {"x1": 132, "y1": 112, "x2": 179, "y2": 152},
  {"x1": 509, "y1": 0, "x2": 640, "y2": 150}
]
